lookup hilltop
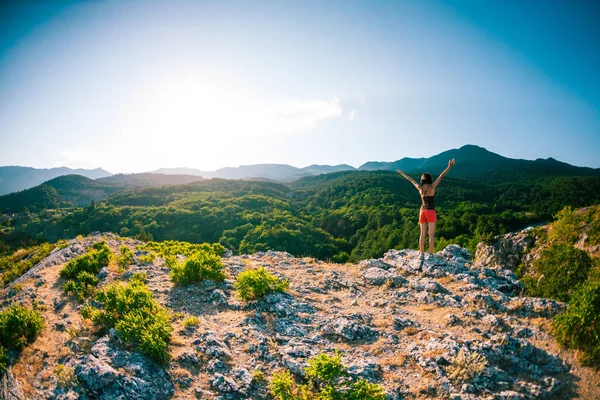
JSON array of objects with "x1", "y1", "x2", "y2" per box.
[
  {"x1": 0, "y1": 167, "x2": 111, "y2": 196},
  {"x1": 1, "y1": 221, "x2": 599, "y2": 399}
]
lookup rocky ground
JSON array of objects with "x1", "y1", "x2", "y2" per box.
[{"x1": 1, "y1": 232, "x2": 600, "y2": 400}]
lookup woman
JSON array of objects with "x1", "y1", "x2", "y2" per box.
[{"x1": 397, "y1": 159, "x2": 455, "y2": 255}]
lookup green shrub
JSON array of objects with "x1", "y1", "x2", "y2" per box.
[
  {"x1": 60, "y1": 241, "x2": 111, "y2": 279},
  {"x1": 117, "y1": 245, "x2": 135, "y2": 269},
  {"x1": 548, "y1": 207, "x2": 581, "y2": 245},
  {"x1": 523, "y1": 244, "x2": 592, "y2": 302},
  {"x1": 183, "y1": 316, "x2": 200, "y2": 327},
  {"x1": 63, "y1": 271, "x2": 99, "y2": 302},
  {"x1": 269, "y1": 351, "x2": 386, "y2": 400},
  {"x1": 234, "y1": 267, "x2": 289, "y2": 301},
  {"x1": 54, "y1": 364, "x2": 76, "y2": 388},
  {"x1": 141, "y1": 240, "x2": 226, "y2": 258},
  {"x1": 0, "y1": 303, "x2": 45, "y2": 351},
  {"x1": 170, "y1": 251, "x2": 225, "y2": 284},
  {"x1": 81, "y1": 275, "x2": 172, "y2": 364},
  {"x1": 270, "y1": 370, "x2": 297, "y2": 400},
  {"x1": 305, "y1": 351, "x2": 346, "y2": 386},
  {"x1": 0, "y1": 242, "x2": 56, "y2": 287},
  {"x1": 60, "y1": 241, "x2": 112, "y2": 302},
  {"x1": 138, "y1": 252, "x2": 156, "y2": 265},
  {"x1": 0, "y1": 345, "x2": 8, "y2": 373},
  {"x1": 553, "y1": 281, "x2": 600, "y2": 365},
  {"x1": 347, "y1": 379, "x2": 386, "y2": 400}
]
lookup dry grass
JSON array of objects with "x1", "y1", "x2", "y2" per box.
[
  {"x1": 445, "y1": 349, "x2": 487, "y2": 383},
  {"x1": 368, "y1": 339, "x2": 391, "y2": 356},
  {"x1": 380, "y1": 352, "x2": 408, "y2": 368},
  {"x1": 404, "y1": 326, "x2": 420, "y2": 336},
  {"x1": 372, "y1": 318, "x2": 392, "y2": 329},
  {"x1": 437, "y1": 276, "x2": 454, "y2": 284},
  {"x1": 421, "y1": 348, "x2": 446, "y2": 359}
]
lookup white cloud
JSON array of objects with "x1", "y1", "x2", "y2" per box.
[
  {"x1": 53, "y1": 150, "x2": 103, "y2": 169},
  {"x1": 348, "y1": 109, "x2": 358, "y2": 121},
  {"x1": 272, "y1": 97, "x2": 344, "y2": 132}
]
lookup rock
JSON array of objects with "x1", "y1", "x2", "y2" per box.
[
  {"x1": 474, "y1": 228, "x2": 535, "y2": 271},
  {"x1": 0, "y1": 369, "x2": 25, "y2": 400},
  {"x1": 210, "y1": 373, "x2": 239, "y2": 393},
  {"x1": 327, "y1": 317, "x2": 377, "y2": 341},
  {"x1": 231, "y1": 367, "x2": 253, "y2": 394},
  {"x1": 346, "y1": 358, "x2": 380, "y2": 381},
  {"x1": 98, "y1": 267, "x2": 109, "y2": 280},
  {"x1": 210, "y1": 289, "x2": 229, "y2": 306},
  {"x1": 359, "y1": 259, "x2": 393, "y2": 270},
  {"x1": 76, "y1": 336, "x2": 174, "y2": 399},
  {"x1": 362, "y1": 267, "x2": 393, "y2": 286},
  {"x1": 409, "y1": 278, "x2": 449, "y2": 294},
  {"x1": 394, "y1": 317, "x2": 421, "y2": 331},
  {"x1": 275, "y1": 318, "x2": 307, "y2": 337},
  {"x1": 75, "y1": 355, "x2": 118, "y2": 393},
  {"x1": 195, "y1": 331, "x2": 232, "y2": 359},
  {"x1": 446, "y1": 314, "x2": 462, "y2": 327}
]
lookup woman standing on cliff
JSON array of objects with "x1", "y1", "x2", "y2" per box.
[{"x1": 397, "y1": 159, "x2": 455, "y2": 255}]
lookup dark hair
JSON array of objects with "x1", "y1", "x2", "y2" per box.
[{"x1": 421, "y1": 173, "x2": 432, "y2": 185}]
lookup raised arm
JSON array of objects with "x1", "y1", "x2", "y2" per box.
[
  {"x1": 397, "y1": 169, "x2": 420, "y2": 190},
  {"x1": 432, "y1": 159, "x2": 455, "y2": 188}
]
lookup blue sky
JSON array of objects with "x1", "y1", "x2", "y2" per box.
[{"x1": 0, "y1": 0, "x2": 598, "y2": 172}]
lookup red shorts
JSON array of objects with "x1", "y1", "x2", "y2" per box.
[{"x1": 419, "y1": 210, "x2": 437, "y2": 224}]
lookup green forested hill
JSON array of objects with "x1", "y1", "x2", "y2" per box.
[{"x1": 2, "y1": 169, "x2": 600, "y2": 262}]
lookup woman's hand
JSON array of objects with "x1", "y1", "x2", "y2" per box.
[{"x1": 448, "y1": 159, "x2": 455, "y2": 168}]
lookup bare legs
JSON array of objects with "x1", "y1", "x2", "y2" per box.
[
  {"x1": 428, "y1": 222, "x2": 436, "y2": 254},
  {"x1": 419, "y1": 223, "x2": 427, "y2": 254},
  {"x1": 420, "y1": 222, "x2": 436, "y2": 255}
]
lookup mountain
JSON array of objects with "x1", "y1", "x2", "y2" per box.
[
  {"x1": 151, "y1": 167, "x2": 207, "y2": 176},
  {"x1": 0, "y1": 173, "x2": 206, "y2": 213},
  {"x1": 152, "y1": 164, "x2": 357, "y2": 182},
  {"x1": 0, "y1": 175, "x2": 120, "y2": 213},
  {"x1": 0, "y1": 166, "x2": 111, "y2": 196},
  {"x1": 97, "y1": 173, "x2": 204, "y2": 187},
  {"x1": 151, "y1": 145, "x2": 598, "y2": 183},
  {"x1": 358, "y1": 144, "x2": 600, "y2": 181}
]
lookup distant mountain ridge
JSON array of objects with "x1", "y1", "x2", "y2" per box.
[
  {"x1": 2, "y1": 145, "x2": 599, "y2": 198},
  {"x1": 152, "y1": 163, "x2": 357, "y2": 181},
  {"x1": 153, "y1": 145, "x2": 599, "y2": 182},
  {"x1": 0, "y1": 166, "x2": 111, "y2": 196}
]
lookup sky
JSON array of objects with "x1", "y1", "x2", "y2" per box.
[{"x1": 0, "y1": 0, "x2": 598, "y2": 173}]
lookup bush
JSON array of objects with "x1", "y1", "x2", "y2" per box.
[
  {"x1": 553, "y1": 281, "x2": 600, "y2": 365},
  {"x1": 269, "y1": 351, "x2": 386, "y2": 400},
  {"x1": 183, "y1": 316, "x2": 200, "y2": 327},
  {"x1": 63, "y1": 271, "x2": 99, "y2": 302},
  {"x1": 523, "y1": 244, "x2": 592, "y2": 302},
  {"x1": 116, "y1": 245, "x2": 134, "y2": 269},
  {"x1": 0, "y1": 242, "x2": 56, "y2": 287},
  {"x1": 0, "y1": 345, "x2": 7, "y2": 373},
  {"x1": 60, "y1": 241, "x2": 112, "y2": 302},
  {"x1": 445, "y1": 349, "x2": 487, "y2": 383},
  {"x1": 54, "y1": 364, "x2": 76, "y2": 388},
  {"x1": 305, "y1": 351, "x2": 346, "y2": 386},
  {"x1": 234, "y1": 267, "x2": 289, "y2": 301},
  {"x1": 0, "y1": 303, "x2": 45, "y2": 351},
  {"x1": 170, "y1": 251, "x2": 225, "y2": 284},
  {"x1": 60, "y1": 241, "x2": 111, "y2": 279},
  {"x1": 141, "y1": 240, "x2": 226, "y2": 258},
  {"x1": 81, "y1": 274, "x2": 172, "y2": 364}
]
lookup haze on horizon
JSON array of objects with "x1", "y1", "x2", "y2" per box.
[{"x1": 0, "y1": 0, "x2": 599, "y2": 174}]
